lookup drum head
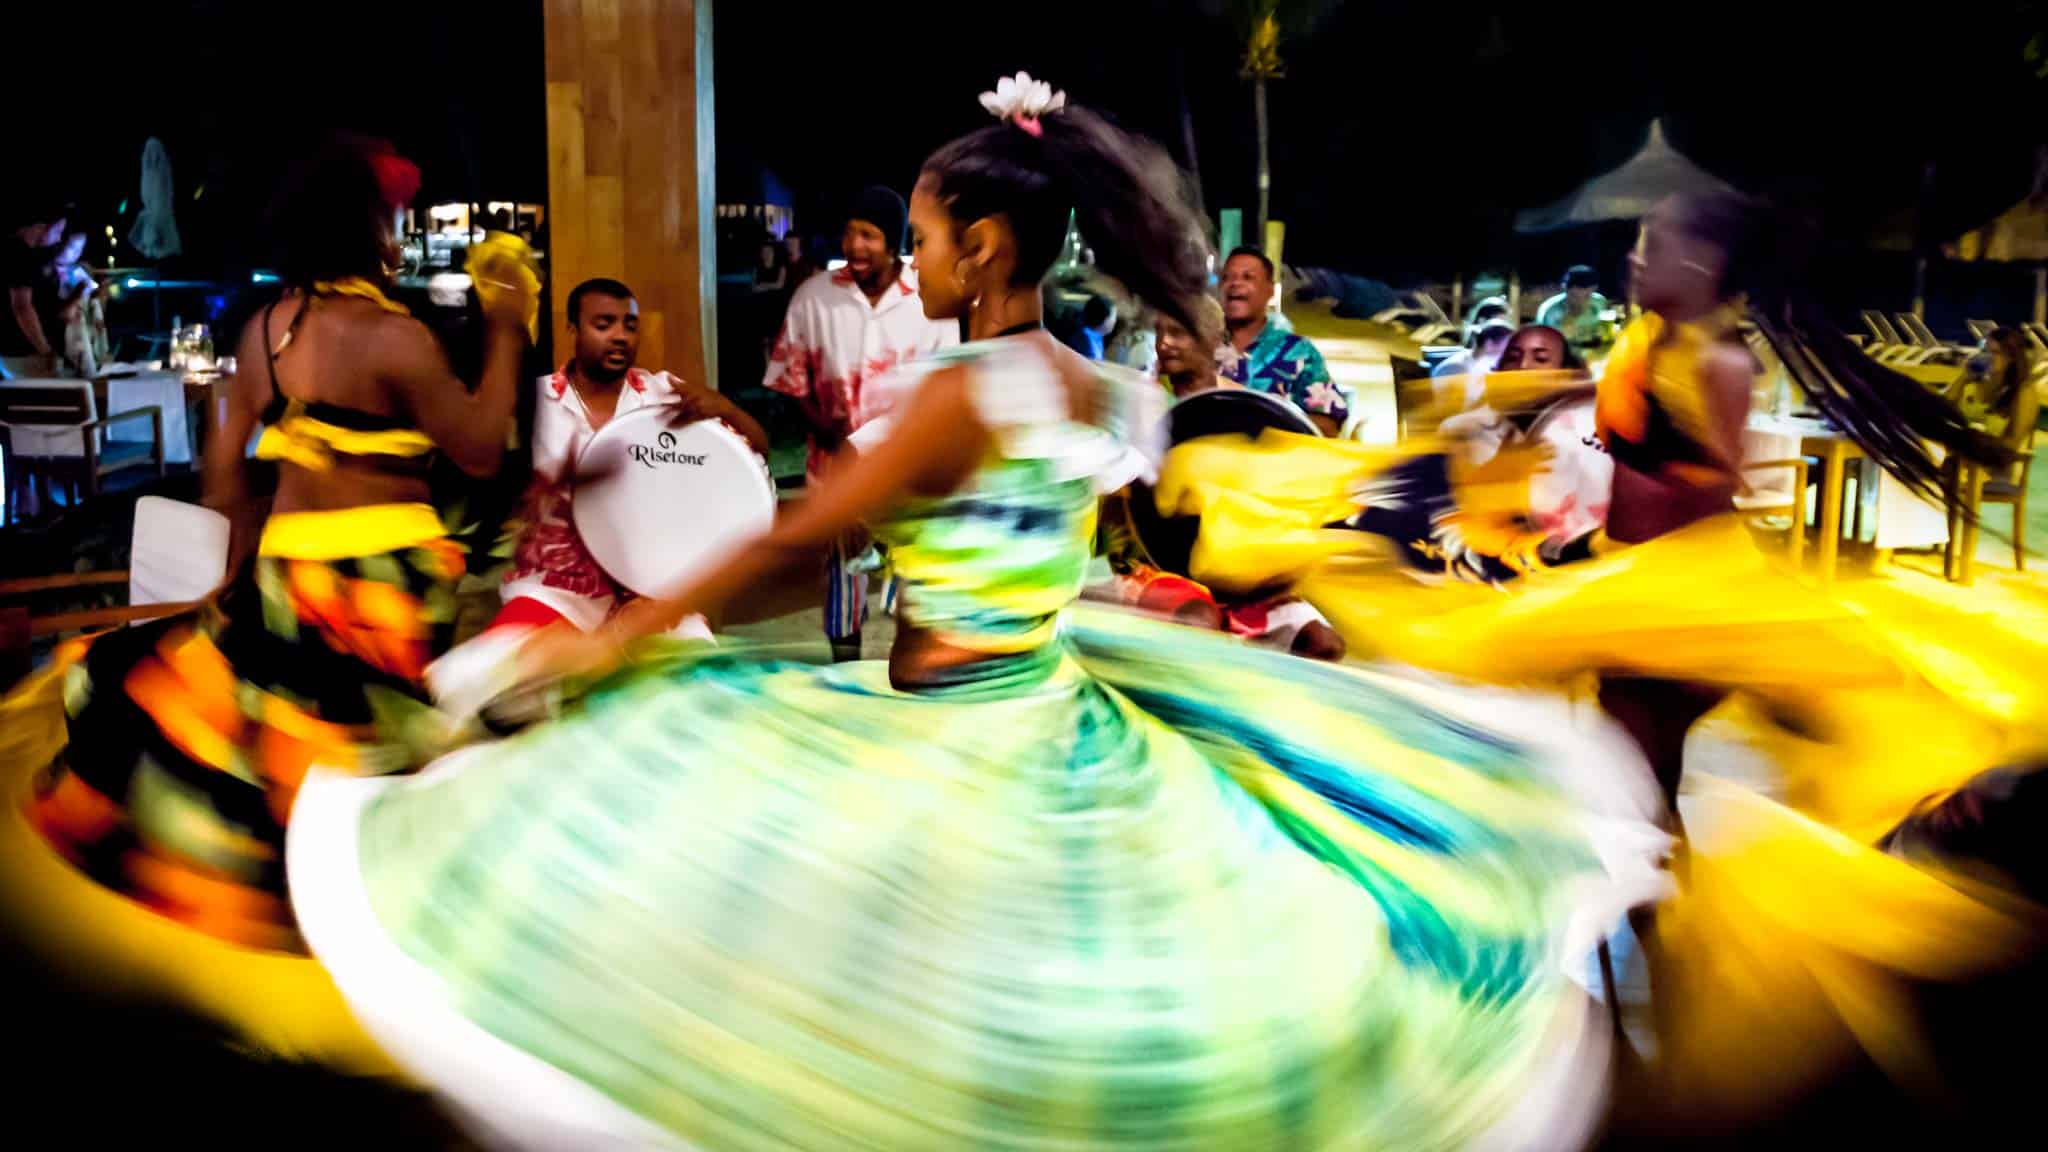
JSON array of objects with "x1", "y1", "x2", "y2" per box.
[
  {"x1": 1165, "y1": 386, "x2": 1320, "y2": 443},
  {"x1": 1126, "y1": 387, "x2": 1320, "y2": 578},
  {"x1": 571, "y1": 407, "x2": 776, "y2": 598}
]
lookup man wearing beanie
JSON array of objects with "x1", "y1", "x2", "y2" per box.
[{"x1": 764, "y1": 184, "x2": 957, "y2": 661}]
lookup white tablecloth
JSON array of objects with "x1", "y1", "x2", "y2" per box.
[
  {"x1": 1743, "y1": 417, "x2": 1948, "y2": 550},
  {"x1": 1866, "y1": 461, "x2": 1949, "y2": 550},
  {"x1": 106, "y1": 371, "x2": 193, "y2": 464}
]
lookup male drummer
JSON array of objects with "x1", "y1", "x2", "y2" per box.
[
  {"x1": 764, "y1": 185, "x2": 958, "y2": 661},
  {"x1": 1218, "y1": 247, "x2": 1349, "y2": 436},
  {"x1": 493, "y1": 277, "x2": 769, "y2": 635},
  {"x1": 1092, "y1": 300, "x2": 1346, "y2": 662}
]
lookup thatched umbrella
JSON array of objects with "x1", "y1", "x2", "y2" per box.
[
  {"x1": 1514, "y1": 120, "x2": 1741, "y2": 234},
  {"x1": 1506, "y1": 120, "x2": 1742, "y2": 319},
  {"x1": 1953, "y1": 193, "x2": 2048, "y2": 324}
]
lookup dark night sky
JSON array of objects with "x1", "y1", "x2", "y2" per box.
[
  {"x1": 14, "y1": 1, "x2": 2045, "y2": 286},
  {"x1": 718, "y1": 0, "x2": 2046, "y2": 280}
]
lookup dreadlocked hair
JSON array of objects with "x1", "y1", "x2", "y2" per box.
[
  {"x1": 1683, "y1": 191, "x2": 2015, "y2": 499},
  {"x1": 920, "y1": 105, "x2": 1213, "y2": 343}
]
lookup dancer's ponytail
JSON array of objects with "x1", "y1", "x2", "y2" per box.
[
  {"x1": 921, "y1": 82, "x2": 1213, "y2": 342},
  {"x1": 1686, "y1": 192, "x2": 2015, "y2": 498}
]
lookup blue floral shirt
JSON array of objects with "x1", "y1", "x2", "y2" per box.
[{"x1": 1221, "y1": 320, "x2": 1349, "y2": 423}]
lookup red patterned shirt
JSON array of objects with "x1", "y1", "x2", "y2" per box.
[{"x1": 763, "y1": 265, "x2": 957, "y2": 478}]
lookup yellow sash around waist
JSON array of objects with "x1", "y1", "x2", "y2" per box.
[
  {"x1": 258, "y1": 503, "x2": 450, "y2": 562},
  {"x1": 254, "y1": 415, "x2": 436, "y2": 474}
]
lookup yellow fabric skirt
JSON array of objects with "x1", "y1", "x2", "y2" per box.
[
  {"x1": 0, "y1": 662, "x2": 399, "y2": 1077},
  {"x1": 1156, "y1": 429, "x2": 2048, "y2": 1119}
]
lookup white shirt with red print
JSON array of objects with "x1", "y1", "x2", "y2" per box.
[
  {"x1": 499, "y1": 364, "x2": 712, "y2": 637},
  {"x1": 763, "y1": 265, "x2": 958, "y2": 477}
]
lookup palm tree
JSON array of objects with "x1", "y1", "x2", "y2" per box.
[
  {"x1": 1204, "y1": 0, "x2": 1334, "y2": 248},
  {"x1": 1240, "y1": 4, "x2": 1285, "y2": 244}
]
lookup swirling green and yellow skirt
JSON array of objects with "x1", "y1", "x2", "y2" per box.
[{"x1": 291, "y1": 606, "x2": 1664, "y2": 1150}]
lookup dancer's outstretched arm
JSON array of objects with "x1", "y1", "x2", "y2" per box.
[{"x1": 523, "y1": 364, "x2": 990, "y2": 678}]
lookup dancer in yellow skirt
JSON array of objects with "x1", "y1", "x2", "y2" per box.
[
  {"x1": 0, "y1": 134, "x2": 534, "y2": 1070},
  {"x1": 1141, "y1": 193, "x2": 2042, "y2": 1130}
]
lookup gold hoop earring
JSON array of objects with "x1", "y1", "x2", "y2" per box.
[{"x1": 956, "y1": 260, "x2": 983, "y2": 309}]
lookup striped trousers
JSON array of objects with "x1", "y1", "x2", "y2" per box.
[{"x1": 824, "y1": 531, "x2": 896, "y2": 641}]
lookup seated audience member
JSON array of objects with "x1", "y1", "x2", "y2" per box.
[
  {"x1": 1465, "y1": 294, "x2": 1511, "y2": 329},
  {"x1": 1154, "y1": 297, "x2": 1230, "y2": 399},
  {"x1": 1218, "y1": 246, "x2": 1350, "y2": 434},
  {"x1": 1439, "y1": 323, "x2": 1588, "y2": 433},
  {"x1": 1107, "y1": 315, "x2": 1156, "y2": 375},
  {"x1": 1431, "y1": 319, "x2": 1516, "y2": 410},
  {"x1": 1950, "y1": 326, "x2": 2039, "y2": 438},
  {"x1": 1436, "y1": 324, "x2": 1608, "y2": 547},
  {"x1": 1497, "y1": 323, "x2": 1582, "y2": 373},
  {"x1": 1535, "y1": 264, "x2": 1613, "y2": 357},
  {"x1": 1433, "y1": 297, "x2": 1512, "y2": 375},
  {"x1": 1091, "y1": 297, "x2": 1346, "y2": 661},
  {"x1": 493, "y1": 278, "x2": 768, "y2": 637}
]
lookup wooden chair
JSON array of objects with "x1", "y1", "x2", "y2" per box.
[
  {"x1": 0, "y1": 496, "x2": 228, "y2": 653},
  {"x1": 1387, "y1": 355, "x2": 1433, "y2": 440},
  {"x1": 1947, "y1": 450, "x2": 2034, "y2": 581},
  {"x1": 1946, "y1": 388, "x2": 2038, "y2": 581},
  {"x1": 0, "y1": 378, "x2": 164, "y2": 521}
]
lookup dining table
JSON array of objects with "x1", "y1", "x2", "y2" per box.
[
  {"x1": 1746, "y1": 413, "x2": 1955, "y2": 583},
  {"x1": 1745, "y1": 414, "x2": 1860, "y2": 582}
]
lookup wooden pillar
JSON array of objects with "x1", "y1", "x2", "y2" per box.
[{"x1": 544, "y1": 0, "x2": 718, "y2": 388}]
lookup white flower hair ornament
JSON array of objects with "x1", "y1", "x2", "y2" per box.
[{"x1": 979, "y1": 72, "x2": 1067, "y2": 138}]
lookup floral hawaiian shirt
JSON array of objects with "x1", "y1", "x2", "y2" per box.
[{"x1": 1220, "y1": 319, "x2": 1349, "y2": 424}]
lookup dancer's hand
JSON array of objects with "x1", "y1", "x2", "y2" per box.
[
  {"x1": 467, "y1": 232, "x2": 542, "y2": 337},
  {"x1": 478, "y1": 281, "x2": 533, "y2": 330},
  {"x1": 517, "y1": 622, "x2": 630, "y2": 685}
]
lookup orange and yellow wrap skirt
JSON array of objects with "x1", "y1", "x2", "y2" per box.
[{"x1": 22, "y1": 502, "x2": 460, "y2": 951}]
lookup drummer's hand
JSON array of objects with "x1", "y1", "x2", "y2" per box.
[
  {"x1": 668, "y1": 382, "x2": 772, "y2": 454},
  {"x1": 671, "y1": 382, "x2": 724, "y2": 423},
  {"x1": 516, "y1": 621, "x2": 630, "y2": 684}
]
